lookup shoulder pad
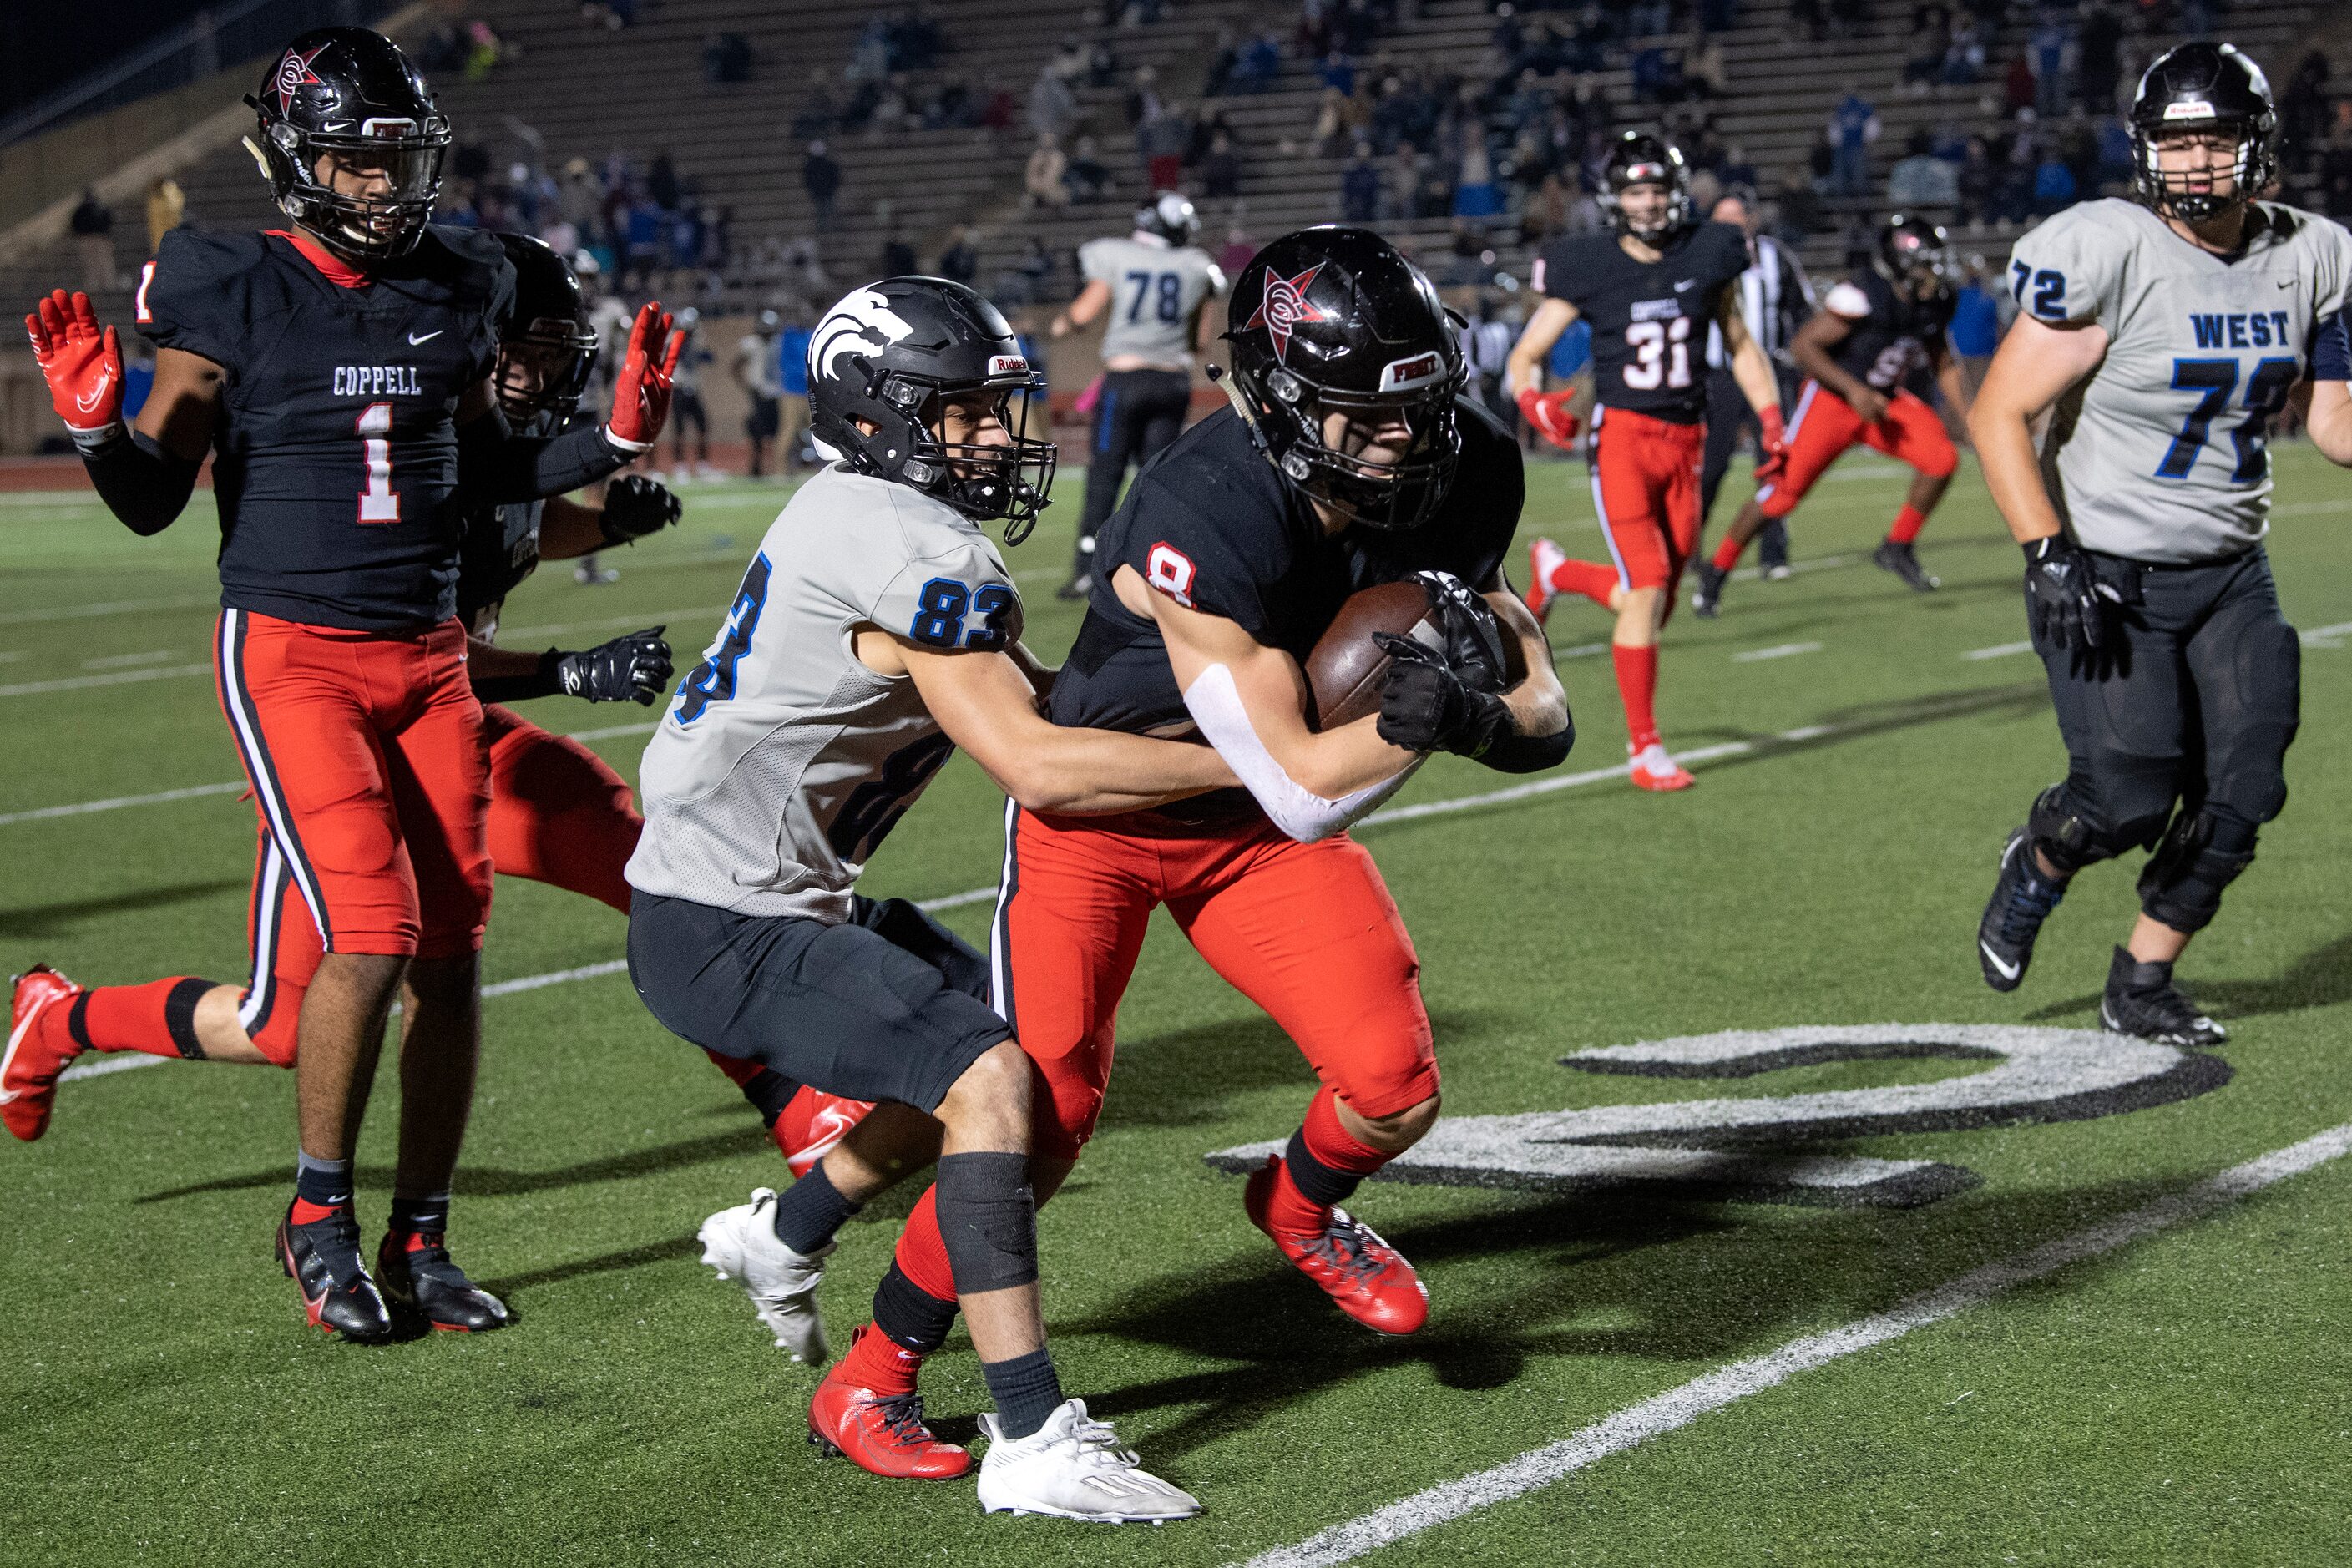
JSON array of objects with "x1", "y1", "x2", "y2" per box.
[{"x1": 1823, "y1": 280, "x2": 1874, "y2": 319}]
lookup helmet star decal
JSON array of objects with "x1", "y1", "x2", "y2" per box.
[
  {"x1": 273, "y1": 43, "x2": 330, "y2": 114},
  {"x1": 1245, "y1": 263, "x2": 1335, "y2": 363}
]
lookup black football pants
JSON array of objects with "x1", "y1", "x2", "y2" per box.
[
  {"x1": 1074, "y1": 367, "x2": 1192, "y2": 579},
  {"x1": 2028, "y1": 546, "x2": 2300, "y2": 934},
  {"x1": 1700, "y1": 365, "x2": 1790, "y2": 567}
]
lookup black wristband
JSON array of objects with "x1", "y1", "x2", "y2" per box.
[
  {"x1": 1479, "y1": 719, "x2": 1575, "y2": 774},
  {"x1": 83, "y1": 430, "x2": 199, "y2": 537},
  {"x1": 469, "y1": 648, "x2": 564, "y2": 703}
]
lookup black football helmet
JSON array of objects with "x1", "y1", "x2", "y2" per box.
[
  {"x1": 1877, "y1": 214, "x2": 1955, "y2": 286},
  {"x1": 1136, "y1": 190, "x2": 1201, "y2": 247},
  {"x1": 1600, "y1": 131, "x2": 1692, "y2": 245},
  {"x1": 493, "y1": 234, "x2": 598, "y2": 427},
  {"x1": 246, "y1": 28, "x2": 449, "y2": 262},
  {"x1": 2129, "y1": 42, "x2": 2277, "y2": 222},
  {"x1": 1221, "y1": 226, "x2": 1467, "y2": 533},
  {"x1": 807, "y1": 277, "x2": 1056, "y2": 540}
]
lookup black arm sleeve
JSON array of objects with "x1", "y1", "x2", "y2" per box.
[
  {"x1": 1478, "y1": 715, "x2": 1574, "y2": 774},
  {"x1": 469, "y1": 647, "x2": 564, "y2": 703},
  {"x1": 457, "y1": 407, "x2": 630, "y2": 504},
  {"x1": 82, "y1": 431, "x2": 200, "y2": 537}
]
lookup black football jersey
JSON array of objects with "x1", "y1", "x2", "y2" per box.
[
  {"x1": 1050, "y1": 400, "x2": 1521, "y2": 821},
  {"x1": 1822, "y1": 268, "x2": 1955, "y2": 396},
  {"x1": 453, "y1": 497, "x2": 545, "y2": 630},
  {"x1": 136, "y1": 225, "x2": 513, "y2": 632},
  {"x1": 1533, "y1": 221, "x2": 1749, "y2": 424}
]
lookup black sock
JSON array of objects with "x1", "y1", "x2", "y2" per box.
[
  {"x1": 980, "y1": 1347, "x2": 1065, "y2": 1441},
  {"x1": 1284, "y1": 1126, "x2": 1364, "y2": 1207},
  {"x1": 770, "y1": 1163, "x2": 860, "y2": 1255},
  {"x1": 388, "y1": 1191, "x2": 451, "y2": 1236},
  {"x1": 294, "y1": 1152, "x2": 353, "y2": 1210},
  {"x1": 873, "y1": 1261, "x2": 958, "y2": 1353}
]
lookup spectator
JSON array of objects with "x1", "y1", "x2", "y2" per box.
[
  {"x1": 649, "y1": 151, "x2": 683, "y2": 213},
  {"x1": 1125, "y1": 64, "x2": 1162, "y2": 129},
  {"x1": 1829, "y1": 90, "x2": 1880, "y2": 198},
  {"x1": 1203, "y1": 26, "x2": 1240, "y2": 97},
  {"x1": 1067, "y1": 134, "x2": 1111, "y2": 200},
  {"x1": 144, "y1": 177, "x2": 185, "y2": 252},
  {"x1": 702, "y1": 31, "x2": 752, "y2": 85},
  {"x1": 1888, "y1": 129, "x2": 1959, "y2": 207},
  {"x1": 1341, "y1": 141, "x2": 1383, "y2": 222},
  {"x1": 2031, "y1": 18, "x2": 2068, "y2": 120},
  {"x1": 802, "y1": 140, "x2": 842, "y2": 228},
  {"x1": 1029, "y1": 63, "x2": 1077, "y2": 139},
  {"x1": 70, "y1": 188, "x2": 117, "y2": 291},
  {"x1": 736, "y1": 311, "x2": 783, "y2": 478},
  {"x1": 1232, "y1": 28, "x2": 1282, "y2": 93},
  {"x1": 1905, "y1": 5, "x2": 1952, "y2": 90},
  {"x1": 1454, "y1": 138, "x2": 1502, "y2": 219},
  {"x1": 937, "y1": 225, "x2": 979, "y2": 286},
  {"x1": 1955, "y1": 135, "x2": 1995, "y2": 226},
  {"x1": 879, "y1": 227, "x2": 917, "y2": 278},
  {"x1": 1942, "y1": 17, "x2": 1985, "y2": 88},
  {"x1": 2031, "y1": 149, "x2": 2076, "y2": 216},
  {"x1": 1202, "y1": 129, "x2": 1244, "y2": 199},
  {"x1": 1139, "y1": 101, "x2": 1190, "y2": 190},
  {"x1": 1318, "y1": 48, "x2": 1355, "y2": 98},
  {"x1": 1024, "y1": 132, "x2": 1070, "y2": 208},
  {"x1": 2077, "y1": 3, "x2": 2123, "y2": 110}
]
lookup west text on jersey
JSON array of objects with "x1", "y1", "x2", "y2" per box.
[{"x1": 2189, "y1": 312, "x2": 2294, "y2": 350}]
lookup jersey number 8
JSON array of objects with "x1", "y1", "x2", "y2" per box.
[{"x1": 1622, "y1": 316, "x2": 1693, "y2": 391}]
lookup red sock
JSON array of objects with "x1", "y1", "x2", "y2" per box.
[
  {"x1": 288, "y1": 1197, "x2": 343, "y2": 1224},
  {"x1": 840, "y1": 1319, "x2": 925, "y2": 1397},
  {"x1": 75, "y1": 978, "x2": 213, "y2": 1059},
  {"x1": 1267, "y1": 1089, "x2": 1392, "y2": 1236},
  {"x1": 1888, "y1": 503, "x2": 1927, "y2": 545},
  {"x1": 893, "y1": 1186, "x2": 958, "y2": 1303},
  {"x1": 1710, "y1": 530, "x2": 1748, "y2": 573},
  {"x1": 1611, "y1": 644, "x2": 1661, "y2": 751},
  {"x1": 1546, "y1": 555, "x2": 1621, "y2": 609}
]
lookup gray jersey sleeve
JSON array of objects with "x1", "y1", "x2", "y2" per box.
[{"x1": 2006, "y1": 201, "x2": 2131, "y2": 328}]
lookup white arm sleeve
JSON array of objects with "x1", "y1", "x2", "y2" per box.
[{"x1": 1181, "y1": 664, "x2": 1419, "y2": 842}]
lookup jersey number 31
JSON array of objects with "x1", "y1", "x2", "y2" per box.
[{"x1": 1623, "y1": 316, "x2": 1693, "y2": 391}]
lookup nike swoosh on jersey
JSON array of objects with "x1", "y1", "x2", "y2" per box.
[
  {"x1": 1674, "y1": 279, "x2": 1697, "y2": 291},
  {"x1": 408, "y1": 329, "x2": 443, "y2": 344},
  {"x1": 1980, "y1": 942, "x2": 2021, "y2": 981}
]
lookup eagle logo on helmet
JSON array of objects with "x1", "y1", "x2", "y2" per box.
[
  {"x1": 811, "y1": 288, "x2": 916, "y2": 384},
  {"x1": 1245, "y1": 264, "x2": 1336, "y2": 364},
  {"x1": 273, "y1": 43, "x2": 331, "y2": 115}
]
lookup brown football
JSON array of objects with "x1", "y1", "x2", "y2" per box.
[{"x1": 1305, "y1": 581, "x2": 1441, "y2": 731}]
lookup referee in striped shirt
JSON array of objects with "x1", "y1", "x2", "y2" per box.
[{"x1": 1702, "y1": 190, "x2": 1814, "y2": 574}]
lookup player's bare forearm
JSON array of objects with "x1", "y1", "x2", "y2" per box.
[
  {"x1": 536, "y1": 494, "x2": 607, "y2": 560},
  {"x1": 2304, "y1": 380, "x2": 2352, "y2": 467},
  {"x1": 1968, "y1": 316, "x2": 2108, "y2": 544},
  {"x1": 1791, "y1": 315, "x2": 1867, "y2": 407},
  {"x1": 1485, "y1": 587, "x2": 1571, "y2": 740},
  {"x1": 1055, "y1": 279, "x2": 1113, "y2": 336},
  {"x1": 134, "y1": 347, "x2": 224, "y2": 463},
  {"x1": 465, "y1": 634, "x2": 543, "y2": 681},
  {"x1": 1505, "y1": 298, "x2": 1576, "y2": 397},
  {"x1": 1727, "y1": 331, "x2": 1782, "y2": 420}
]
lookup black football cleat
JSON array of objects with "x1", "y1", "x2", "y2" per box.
[
  {"x1": 1978, "y1": 827, "x2": 2067, "y2": 993},
  {"x1": 1691, "y1": 562, "x2": 1728, "y2": 619},
  {"x1": 1874, "y1": 538, "x2": 1940, "y2": 591},
  {"x1": 278, "y1": 1203, "x2": 394, "y2": 1343},
  {"x1": 2100, "y1": 947, "x2": 2227, "y2": 1048},
  {"x1": 377, "y1": 1232, "x2": 513, "y2": 1333}
]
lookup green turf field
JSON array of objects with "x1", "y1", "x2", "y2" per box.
[{"x1": 4, "y1": 446, "x2": 2349, "y2": 1566}]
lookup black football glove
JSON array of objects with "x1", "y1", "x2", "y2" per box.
[
  {"x1": 2022, "y1": 536, "x2": 2107, "y2": 653},
  {"x1": 1373, "y1": 632, "x2": 1514, "y2": 758},
  {"x1": 1414, "y1": 569, "x2": 1509, "y2": 694},
  {"x1": 598, "y1": 474, "x2": 682, "y2": 546},
  {"x1": 554, "y1": 625, "x2": 672, "y2": 705}
]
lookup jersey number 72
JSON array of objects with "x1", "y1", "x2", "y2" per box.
[{"x1": 2157, "y1": 357, "x2": 2299, "y2": 483}]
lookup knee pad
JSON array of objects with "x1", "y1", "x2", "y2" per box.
[
  {"x1": 2137, "y1": 807, "x2": 2259, "y2": 934},
  {"x1": 2027, "y1": 779, "x2": 2172, "y2": 874}
]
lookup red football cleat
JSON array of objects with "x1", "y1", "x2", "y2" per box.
[
  {"x1": 776, "y1": 1087, "x2": 876, "y2": 1179},
  {"x1": 1245, "y1": 1156, "x2": 1429, "y2": 1336},
  {"x1": 807, "y1": 1329, "x2": 973, "y2": 1479},
  {"x1": 3, "y1": 966, "x2": 84, "y2": 1142},
  {"x1": 1628, "y1": 741, "x2": 1697, "y2": 793}
]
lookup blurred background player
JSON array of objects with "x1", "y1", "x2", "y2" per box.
[
  {"x1": 736, "y1": 306, "x2": 784, "y2": 478},
  {"x1": 1970, "y1": 43, "x2": 2352, "y2": 1044},
  {"x1": 664, "y1": 307, "x2": 715, "y2": 481},
  {"x1": 1507, "y1": 133, "x2": 1785, "y2": 791},
  {"x1": 1696, "y1": 215, "x2": 1967, "y2": 616},
  {"x1": 1050, "y1": 190, "x2": 1225, "y2": 599},
  {"x1": 1698, "y1": 189, "x2": 1814, "y2": 577},
  {"x1": 9, "y1": 28, "x2": 679, "y2": 1342}
]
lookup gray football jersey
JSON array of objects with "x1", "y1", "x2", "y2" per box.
[
  {"x1": 1079, "y1": 235, "x2": 1224, "y2": 368},
  {"x1": 2010, "y1": 198, "x2": 2352, "y2": 562},
  {"x1": 625, "y1": 465, "x2": 1019, "y2": 921}
]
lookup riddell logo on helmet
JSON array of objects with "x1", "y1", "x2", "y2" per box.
[
  {"x1": 2162, "y1": 99, "x2": 2218, "y2": 120},
  {"x1": 274, "y1": 44, "x2": 329, "y2": 114},
  {"x1": 1378, "y1": 352, "x2": 1446, "y2": 392},
  {"x1": 989, "y1": 354, "x2": 1029, "y2": 376},
  {"x1": 1244, "y1": 265, "x2": 1335, "y2": 363}
]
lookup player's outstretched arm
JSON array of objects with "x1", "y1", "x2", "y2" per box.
[
  {"x1": 25, "y1": 292, "x2": 212, "y2": 534},
  {"x1": 1966, "y1": 315, "x2": 2110, "y2": 546},
  {"x1": 1050, "y1": 279, "x2": 1114, "y2": 337},
  {"x1": 536, "y1": 477, "x2": 682, "y2": 560},
  {"x1": 469, "y1": 626, "x2": 673, "y2": 706},
  {"x1": 873, "y1": 634, "x2": 1238, "y2": 813},
  {"x1": 455, "y1": 304, "x2": 683, "y2": 504}
]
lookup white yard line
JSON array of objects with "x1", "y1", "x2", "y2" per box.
[
  {"x1": 1231, "y1": 1121, "x2": 2352, "y2": 1568},
  {"x1": 1961, "y1": 640, "x2": 2034, "y2": 661},
  {"x1": 0, "y1": 662, "x2": 213, "y2": 699},
  {"x1": 0, "y1": 781, "x2": 247, "y2": 829},
  {"x1": 81, "y1": 650, "x2": 179, "y2": 670},
  {"x1": 2299, "y1": 619, "x2": 2352, "y2": 647},
  {"x1": 1731, "y1": 642, "x2": 1821, "y2": 664},
  {"x1": 0, "y1": 595, "x2": 220, "y2": 626}
]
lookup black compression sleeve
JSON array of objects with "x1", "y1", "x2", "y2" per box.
[
  {"x1": 1479, "y1": 717, "x2": 1575, "y2": 774},
  {"x1": 456, "y1": 407, "x2": 630, "y2": 504},
  {"x1": 82, "y1": 431, "x2": 199, "y2": 536},
  {"x1": 469, "y1": 648, "x2": 564, "y2": 703}
]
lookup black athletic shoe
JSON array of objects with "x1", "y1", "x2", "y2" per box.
[
  {"x1": 1874, "y1": 539, "x2": 1940, "y2": 591},
  {"x1": 378, "y1": 1232, "x2": 514, "y2": 1333},
  {"x1": 279, "y1": 1203, "x2": 394, "y2": 1343},
  {"x1": 1691, "y1": 562, "x2": 1728, "y2": 619},
  {"x1": 2100, "y1": 947, "x2": 2227, "y2": 1048},
  {"x1": 1055, "y1": 573, "x2": 1092, "y2": 602},
  {"x1": 1978, "y1": 827, "x2": 2067, "y2": 992}
]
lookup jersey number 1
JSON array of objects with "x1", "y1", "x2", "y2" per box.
[
  {"x1": 1623, "y1": 316, "x2": 1692, "y2": 391},
  {"x1": 356, "y1": 402, "x2": 399, "y2": 524}
]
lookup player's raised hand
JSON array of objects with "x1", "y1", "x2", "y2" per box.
[
  {"x1": 555, "y1": 625, "x2": 674, "y2": 705},
  {"x1": 1754, "y1": 406, "x2": 1788, "y2": 487},
  {"x1": 1515, "y1": 386, "x2": 1581, "y2": 450},
  {"x1": 599, "y1": 473, "x2": 683, "y2": 545},
  {"x1": 605, "y1": 301, "x2": 684, "y2": 451},
  {"x1": 25, "y1": 290, "x2": 124, "y2": 443}
]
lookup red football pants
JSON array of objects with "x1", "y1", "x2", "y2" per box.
[
  {"x1": 235, "y1": 704, "x2": 642, "y2": 1063},
  {"x1": 1755, "y1": 382, "x2": 1957, "y2": 518},
  {"x1": 1589, "y1": 403, "x2": 1705, "y2": 594},
  {"x1": 994, "y1": 807, "x2": 1438, "y2": 1161}
]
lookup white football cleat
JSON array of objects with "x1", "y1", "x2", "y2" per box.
[
  {"x1": 697, "y1": 1187, "x2": 834, "y2": 1363},
  {"x1": 1628, "y1": 741, "x2": 1696, "y2": 792},
  {"x1": 1524, "y1": 537, "x2": 1567, "y2": 623},
  {"x1": 976, "y1": 1399, "x2": 1201, "y2": 1524}
]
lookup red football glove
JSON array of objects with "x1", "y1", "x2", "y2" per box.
[
  {"x1": 604, "y1": 301, "x2": 683, "y2": 452},
  {"x1": 1753, "y1": 405, "x2": 1788, "y2": 488},
  {"x1": 1515, "y1": 386, "x2": 1581, "y2": 450},
  {"x1": 25, "y1": 289, "x2": 124, "y2": 443}
]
